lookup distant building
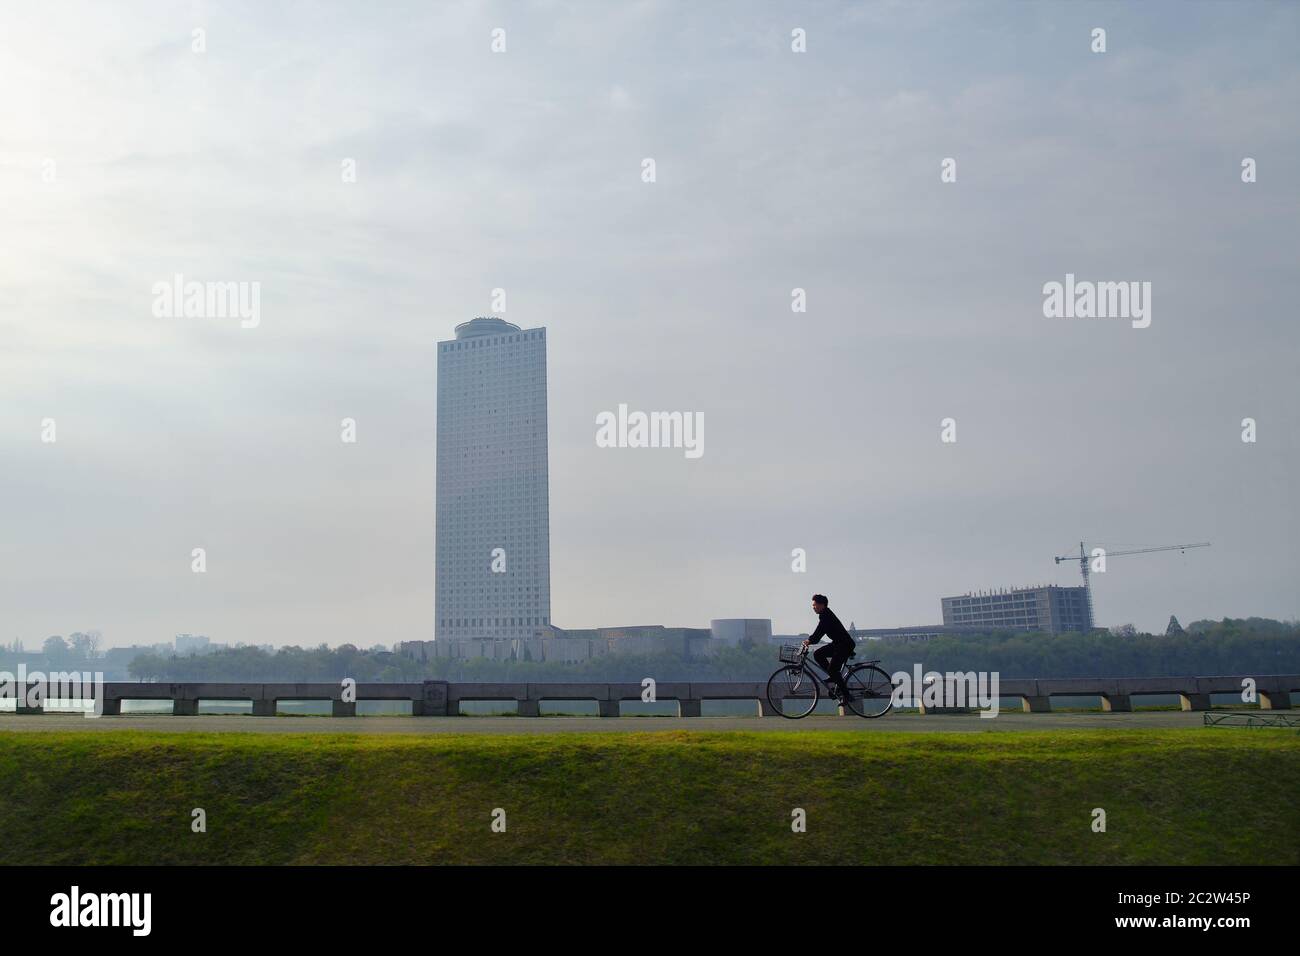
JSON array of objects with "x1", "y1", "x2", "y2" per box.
[
  {"x1": 435, "y1": 317, "x2": 551, "y2": 644},
  {"x1": 710, "y1": 619, "x2": 773, "y2": 647},
  {"x1": 174, "y1": 634, "x2": 210, "y2": 655},
  {"x1": 104, "y1": 645, "x2": 160, "y2": 667},
  {"x1": 770, "y1": 624, "x2": 982, "y2": 646},
  {"x1": 568, "y1": 624, "x2": 713, "y2": 657},
  {"x1": 397, "y1": 622, "x2": 715, "y2": 663},
  {"x1": 102, "y1": 643, "x2": 175, "y2": 678},
  {"x1": 941, "y1": 585, "x2": 1092, "y2": 634},
  {"x1": 849, "y1": 625, "x2": 984, "y2": 644}
]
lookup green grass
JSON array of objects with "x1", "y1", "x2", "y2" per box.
[{"x1": 1, "y1": 728, "x2": 1296, "y2": 864}]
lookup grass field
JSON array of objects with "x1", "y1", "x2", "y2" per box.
[{"x1": 1, "y1": 728, "x2": 1296, "y2": 865}]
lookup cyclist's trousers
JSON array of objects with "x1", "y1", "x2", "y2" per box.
[{"x1": 813, "y1": 639, "x2": 853, "y2": 688}]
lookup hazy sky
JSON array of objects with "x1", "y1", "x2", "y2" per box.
[{"x1": 2, "y1": 0, "x2": 1297, "y2": 648}]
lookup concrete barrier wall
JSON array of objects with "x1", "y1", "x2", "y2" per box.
[
  {"x1": 3, "y1": 675, "x2": 1295, "y2": 716},
  {"x1": 86, "y1": 681, "x2": 450, "y2": 716}
]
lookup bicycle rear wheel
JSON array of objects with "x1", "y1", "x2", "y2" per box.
[
  {"x1": 844, "y1": 664, "x2": 895, "y2": 718},
  {"x1": 766, "y1": 665, "x2": 819, "y2": 719}
]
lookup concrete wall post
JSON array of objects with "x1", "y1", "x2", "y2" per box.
[{"x1": 1259, "y1": 689, "x2": 1292, "y2": 710}]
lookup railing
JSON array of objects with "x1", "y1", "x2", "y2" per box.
[
  {"x1": 1, "y1": 675, "x2": 1295, "y2": 717},
  {"x1": 1204, "y1": 711, "x2": 1300, "y2": 729}
]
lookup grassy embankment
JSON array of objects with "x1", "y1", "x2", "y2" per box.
[{"x1": 1, "y1": 728, "x2": 1296, "y2": 864}]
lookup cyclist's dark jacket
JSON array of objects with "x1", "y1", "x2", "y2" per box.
[{"x1": 809, "y1": 607, "x2": 856, "y2": 650}]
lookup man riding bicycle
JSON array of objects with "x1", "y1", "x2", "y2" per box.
[{"x1": 802, "y1": 593, "x2": 856, "y2": 699}]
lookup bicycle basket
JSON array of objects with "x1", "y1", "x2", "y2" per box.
[{"x1": 778, "y1": 643, "x2": 803, "y2": 664}]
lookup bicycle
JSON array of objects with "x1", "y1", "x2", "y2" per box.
[{"x1": 766, "y1": 642, "x2": 896, "y2": 719}]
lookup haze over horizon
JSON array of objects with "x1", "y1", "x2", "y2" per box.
[{"x1": 3, "y1": 1, "x2": 1297, "y2": 649}]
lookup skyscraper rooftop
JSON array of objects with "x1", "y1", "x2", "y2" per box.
[{"x1": 454, "y1": 316, "x2": 520, "y2": 339}]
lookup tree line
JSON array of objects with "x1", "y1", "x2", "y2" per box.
[{"x1": 115, "y1": 617, "x2": 1300, "y2": 683}]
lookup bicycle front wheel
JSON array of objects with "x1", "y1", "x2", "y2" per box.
[
  {"x1": 844, "y1": 664, "x2": 896, "y2": 718},
  {"x1": 767, "y1": 665, "x2": 819, "y2": 719}
]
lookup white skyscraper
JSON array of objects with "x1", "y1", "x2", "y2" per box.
[{"x1": 435, "y1": 317, "x2": 551, "y2": 642}]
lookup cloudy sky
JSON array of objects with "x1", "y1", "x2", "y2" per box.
[{"x1": 2, "y1": 0, "x2": 1297, "y2": 648}]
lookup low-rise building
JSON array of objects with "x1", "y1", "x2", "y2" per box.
[
  {"x1": 396, "y1": 622, "x2": 722, "y2": 662},
  {"x1": 174, "y1": 634, "x2": 210, "y2": 655},
  {"x1": 710, "y1": 619, "x2": 773, "y2": 647},
  {"x1": 941, "y1": 585, "x2": 1092, "y2": 634}
]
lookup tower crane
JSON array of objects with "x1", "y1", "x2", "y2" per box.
[{"x1": 1053, "y1": 541, "x2": 1210, "y2": 628}]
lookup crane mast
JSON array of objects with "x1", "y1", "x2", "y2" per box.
[{"x1": 1053, "y1": 541, "x2": 1210, "y2": 628}]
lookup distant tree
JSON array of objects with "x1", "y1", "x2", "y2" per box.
[
  {"x1": 43, "y1": 635, "x2": 70, "y2": 658},
  {"x1": 128, "y1": 653, "x2": 167, "y2": 682},
  {"x1": 68, "y1": 631, "x2": 102, "y2": 660},
  {"x1": 1109, "y1": 624, "x2": 1138, "y2": 638},
  {"x1": 1165, "y1": 615, "x2": 1185, "y2": 637},
  {"x1": 117, "y1": 618, "x2": 1300, "y2": 684}
]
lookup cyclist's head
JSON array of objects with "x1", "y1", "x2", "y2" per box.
[{"x1": 811, "y1": 594, "x2": 828, "y2": 612}]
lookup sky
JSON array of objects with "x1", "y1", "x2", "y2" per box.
[{"x1": 2, "y1": 0, "x2": 1297, "y2": 648}]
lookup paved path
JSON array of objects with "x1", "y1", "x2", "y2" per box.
[{"x1": 0, "y1": 711, "x2": 1210, "y2": 734}]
